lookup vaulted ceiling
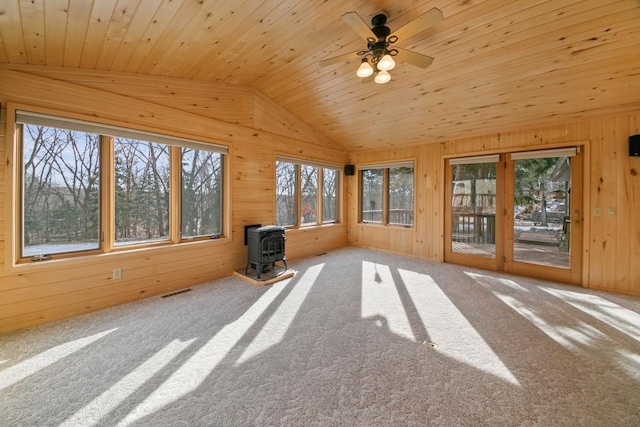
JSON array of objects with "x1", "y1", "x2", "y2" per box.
[{"x1": 1, "y1": 0, "x2": 639, "y2": 152}]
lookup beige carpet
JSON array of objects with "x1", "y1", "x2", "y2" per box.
[{"x1": 1, "y1": 247, "x2": 639, "y2": 426}]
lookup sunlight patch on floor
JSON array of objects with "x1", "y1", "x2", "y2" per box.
[
  {"x1": 616, "y1": 349, "x2": 640, "y2": 380},
  {"x1": 492, "y1": 293, "x2": 606, "y2": 352},
  {"x1": 60, "y1": 338, "x2": 196, "y2": 427},
  {"x1": 0, "y1": 328, "x2": 117, "y2": 391},
  {"x1": 235, "y1": 263, "x2": 324, "y2": 365},
  {"x1": 400, "y1": 269, "x2": 519, "y2": 385},
  {"x1": 117, "y1": 279, "x2": 290, "y2": 427},
  {"x1": 465, "y1": 272, "x2": 529, "y2": 292},
  {"x1": 361, "y1": 261, "x2": 414, "y2": 341},
  {"x1": 470, "y1": 273, "x2": 609, "y2": 352},
  {"x1": 540, "y1": 287, "x2": 640, "y2": 343}
]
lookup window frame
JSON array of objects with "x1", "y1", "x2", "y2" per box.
[
  {"x1": 358, "y1": 160, "x2": 415, "y2": 227},
  {"x1": 10, "y1": 105, "x2": 229, "y2": 264},
  {"x1": 275, "y1": 156, "x2": 341, "y2": 228}
]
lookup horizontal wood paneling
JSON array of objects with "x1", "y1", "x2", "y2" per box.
[
  {"x1": 13, "y1": 67, "x2": 258, "y2": 128},
  {"x1": 253, "y1": 90, "x2": 341, "y2": 149},
  {"x1": 0, "y1": 69, "x2": 348, "y2": 333}
]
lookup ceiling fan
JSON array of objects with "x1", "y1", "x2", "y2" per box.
[{"x1": 319, "y1": 8, "x2": 444, "y2": 84}]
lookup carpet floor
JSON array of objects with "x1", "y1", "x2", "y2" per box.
[{"x1": 1, "y1": 247, "x2": 639, "y2": 426}]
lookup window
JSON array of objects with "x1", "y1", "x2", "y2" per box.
[
  {"x1": 180, "y1": 147, "x2": 224, "y2": 238},
  {"x1": 21, "y1": 124, "x2": 101, "y2": 256},
  {"x1": 275, "y1": 157, "x2": 340, "y2": 227},
  {"x1": 360, "y1": 161, "x2": 414, "y2": 226},
  {"x1": 301, "y1": 165, "x2": 318, "y2": 224},
  {"x1": 114, "y1": 138, "x2": 170, "y2": 246},
  {"x1": 16, "y1": 110, "x2": 227, "y2": 261},
  {"x1": 276, "y1": 161, "x2": 297, "y2": 226},
  {"x1": 322, "y1": 168, "x2": 338, "y2": 223}
]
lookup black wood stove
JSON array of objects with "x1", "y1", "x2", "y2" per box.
[{"x1": 245, "y1": 225, "x2": 287, "y2": 279}]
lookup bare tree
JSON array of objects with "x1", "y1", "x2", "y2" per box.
[
  {"x1": 181, "y1": 148, "x2": 222, "y2": 236},
  {"x1": 300, "y1": 165, "x2": 317, "y2": 224},
  {"x1": 276, "y1": 161, "x2": 297, "y2": 226},
  {"x1": 22, "y1": 125, "x2": 99, "y2": 249},
  {"x1": 323, "y1": 168, "x2": 338, "y2": 222},
  {"x1": 49, "y1": 129, "x2": 100, "y2": 241}
]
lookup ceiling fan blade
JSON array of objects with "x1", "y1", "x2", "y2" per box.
[
  {"x1": 318, "y1": 51, "x2": 360, "y2": 67},
  {"x1": 389, "y1": 8, "x2": 443, "y2": 41},
  {"x1": 341, "y1": 11, "x2": 376, "y2": 41},
  {"x1": 395, "y1": 48, "x2": 434, "y2": 69}
]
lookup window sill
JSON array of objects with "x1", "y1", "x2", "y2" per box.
[
  {"x1": 358, "y1": 222, "x2": 415, "y2": 230},
  {"x1": 283, "y1": 222, "x2": 343, "y2": 231}
]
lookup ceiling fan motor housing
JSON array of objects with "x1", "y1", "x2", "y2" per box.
[
  {"x1": 370, "y1": 14, "x2": 391, "y2": 41},
  {"x1": 368, "y1": 13, "x2": 392, "y2": 61}
]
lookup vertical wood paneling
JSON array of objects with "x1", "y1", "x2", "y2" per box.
[
  {"x1": 588, "y1": 118, "x2": 604, "y2": 287},
  {"x1": 93, "y1": 0, "x2": 140, "y2": 70},
  {"x1": 0, "y1": 0, "x2": 27, "y2": 64},
  {"x1": 80, "y1": 0, "x2": 119, "y2": 68},
  {"x1": 43, "y1": 0, "x2": 70, "y2": 67},
  {"x1": 17, "y1": 0, "x2": 45, "y2": 65},
  {"x1": 348, "y1": 111, "x2": 640, "y2": 296},
  {"x1": 630, "y1": 115, "x2": 640, "y2": 294},
  {"x1": 615, "y1": 117, "x2": 631, "y2": 293},
  {"x1": 0, "y1": 105, "x2": 5, "y2": 246},
  {"x1": 108, "y1": 0, "x2": 164, "y2": 72},
  {"x1": 120, "y1": 0, "x2": 183, "y2": 73},
  {"x1": 62, "y1": 0, "x2": 93, "y2": 67},
  {"x1": 601, "y1": 118, "x2": 619, "y2": 290}
]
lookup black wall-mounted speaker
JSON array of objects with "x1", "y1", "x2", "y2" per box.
[
  {"x1": 345, "y1": 164, "x2": 355, "y2": 176},
  {"x1": 630, "y1": 135, "x2": 640, "y2": 157}
]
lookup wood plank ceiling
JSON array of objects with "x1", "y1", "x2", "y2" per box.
[{"x1": 0, "y1": 0, "x2": 638, "y2": 152}]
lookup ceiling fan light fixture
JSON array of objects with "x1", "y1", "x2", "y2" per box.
[
  {"x1": 377, "y1": 53, "x2": 395, "y2": 71},
  {"x1": 374, "y1": 70, "x2": 391, "y2": 84},
  {"x1": 356, "y1": 59, "x2": 374, "y2": 77}
]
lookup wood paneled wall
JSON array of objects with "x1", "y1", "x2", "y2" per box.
[
  {"x1": 1, "y1": 66, "x2": 638, "y2": 334},
  {"x1": 348, "y1": 113, "x2": 640, "y2": 296},
  {"x1": 0, "y1": 68, "x2": 348, "y2": 333},
  {"x1": 346, "y1": 144, "x2": 444, "y2": 261}
]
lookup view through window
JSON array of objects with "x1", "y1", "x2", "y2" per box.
[
  {"x1": 276, "y1": 158, "x2": 339, "y2": 227},
  {"x1": 21, "y1": 125, "x2": 101, "y2": 256},
  {"x1": 360, "y1": 162, "x2": 414, "y2": 227},
  {"x1": 18, "y1": 111, "x2": 227, "y2": 259}
]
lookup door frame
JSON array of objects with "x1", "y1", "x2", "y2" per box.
[
  {"x1": 444, "y1": 146, "x2": 584, "y2": 286},
  {"x1": 504, "y1": 148, "x2": 583, "y2": 285},
  {"x1": 444, "y1": 154, "x2": 505, "y2": 271}
]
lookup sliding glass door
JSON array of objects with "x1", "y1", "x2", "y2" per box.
[
  {"x1": 445, "y1": 147, "x2": 583, "y2": 285},
  {"x1": 445, "y1": 155, "x2": 503, "y2": 271},
  {"x1": 505, "y1": 148, "x2": 583, "y2": 283}
]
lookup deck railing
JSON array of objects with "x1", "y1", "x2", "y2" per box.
[
  {"x1": 362, "y1": 209, "x2": 413, "y2": 225},
  {"x1": 452, "y1": 213, "x2": 495, "y2": 244}
]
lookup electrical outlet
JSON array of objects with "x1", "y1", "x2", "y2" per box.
[
  {"x1": 593, "y1": 208, "x2": 601, "y2": 217},
  {"x1": 113, "y1": 268, "x2": 122, "y2": 280},
  {"x1": 608, "y1": 208, "x2": 617, "y2": 217}
]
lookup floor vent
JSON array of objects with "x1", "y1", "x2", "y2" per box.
[{"x1": 161, "y1": 288, "x2": 192, "y2": 299}]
